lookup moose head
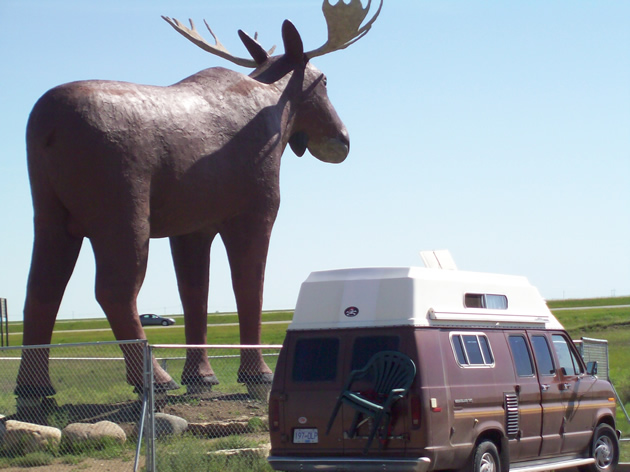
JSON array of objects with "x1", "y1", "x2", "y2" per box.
[
  {"x1": 17, "y1": 0, "x2": 383, "y2": 399},
  {"x1": 163, "y1": 0, "x2": 383, "y2": 162}
]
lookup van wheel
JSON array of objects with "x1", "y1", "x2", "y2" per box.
[
  {"x1": 580, "y1": 424, "x2": 619, "y2": 472},
  {"x1": 473, "y1": 441, "x2": 501, "y2": 472}
]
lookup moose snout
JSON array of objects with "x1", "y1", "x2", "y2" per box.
[{"x1": 310, "y1": 128, "x2": 350, "y2": 164}]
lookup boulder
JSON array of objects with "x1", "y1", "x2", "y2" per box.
[
  {"x1": 3, "y1": 420, "x2": 61, "y2": 454},
  {"x1": 62, "y1": 421, "x2": 127, "y2": 448},
  {"x1": 154, "y1": 413, "x2": 188, "y2": 438},
  {"x1": 133, "y1": 413, "x2": 189, "y2": 439}
]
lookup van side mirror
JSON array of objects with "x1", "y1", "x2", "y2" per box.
[{"x1": 586, "y1": 361, "x2": 598, "y2": 376}]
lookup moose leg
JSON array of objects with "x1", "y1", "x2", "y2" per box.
[
  {"x1": 16, "y1": 214, "x2": 83, "y2": 398},
  {"x1": 170, "y1": 232, "x2": 219, "y2": 388},
  {"x1": 90, "y1": 229, "x2": 177, "y2": 392},
  {"x1": 220, "y1": 214, "x2": 275, "y2": 384}
]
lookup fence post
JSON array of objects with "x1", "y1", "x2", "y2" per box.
[
  {"x1": 0, "y1": 298, "x2": 7, "y2": 347},
  {"x1": 145, "y1": 341, "x2": 156, "y2": 472}
]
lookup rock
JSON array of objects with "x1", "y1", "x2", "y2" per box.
[
  {"x1": 62, "y1": 421, "x2": 126, "y2": 448},
  {"x1": 187, "y1": 418, "x2": 251, "y2": 438},
  {"x1": 153, "y1": 413, "x2": 188, "y2": 438},
  {"x1": 210, "y1": 444, "x2": 271, "y2": 458},
  {"x1": 3, "y1": 420, "x2": 61, "y2": 454}
]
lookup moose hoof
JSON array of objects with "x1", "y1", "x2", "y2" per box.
[
  {"x1": 237, "y1": 372, "x2": 274, "y2": 385},
  {"x1": 14, "y1": 385, "x2": 57, "y2": 398},
  {"x1": 247, "y1": 382, "x2": 272, "y2": 402},
  {"x1": 181, "y1": 375, "x2": 220, "y2": 394}
]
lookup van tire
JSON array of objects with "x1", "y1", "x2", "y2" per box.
[
  {"x1": 473, "y1": 441, "x2": 501, "y2": 472},
  {"x1": 580, "y1": 423, "x2": 619, "y2": 472}
]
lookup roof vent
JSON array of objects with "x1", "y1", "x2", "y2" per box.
[{"x1": 420, "y1": 250, "x2": 457, "y2": 270}]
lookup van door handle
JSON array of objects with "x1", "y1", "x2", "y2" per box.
[
  {"x1": 541, "y1": 384, "x2": 550, "y2": 392},
  {"x1": 561, "y1": 383, "x2": 571, "y2": 391}
]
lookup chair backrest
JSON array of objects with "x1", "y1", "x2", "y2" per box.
[{"x1": 364, "y1": 351, "x2": 416, "y2": 398}]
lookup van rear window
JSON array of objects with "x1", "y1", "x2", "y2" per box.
[
  {"x1": 292, "y1": 338, "x2": 339, "y2": 382},
  {"x1": 351, "y1": 336, "x2": 400, "y2": 370}
]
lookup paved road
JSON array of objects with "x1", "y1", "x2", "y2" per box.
[
  {"x1": 551, "y1": 304, "x2": 630, "y2": 311},
  {"x1": 7, "y1": 320, "x2": 291, "y2": 336}
]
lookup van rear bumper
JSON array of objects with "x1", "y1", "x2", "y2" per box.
[{"x1": 267, "y1": 455, "x2": 431, "y2": 472}]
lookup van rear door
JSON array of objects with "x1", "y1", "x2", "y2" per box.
[
  {"x1": 339, "y1": 332, "x2": 410, "y2": 455},
  {"x1": 278, "y1": 333, "x2": 346, "y2": 455},
  {"x1": 277, "y1": 329, "x2": 413, "y2": 457}
]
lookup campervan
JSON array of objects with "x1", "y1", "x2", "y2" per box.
[{"x1": 268, "y1": 255, "x2": 619, "y2": 472}]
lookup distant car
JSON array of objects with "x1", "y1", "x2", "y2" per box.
[{"x1": 139, "y1": 314, "x2": 176, "y2": 326}]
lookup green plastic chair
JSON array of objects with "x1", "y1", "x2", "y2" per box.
[{"x1": 326, "y1": 350, "x2": 416, "y2": 454}]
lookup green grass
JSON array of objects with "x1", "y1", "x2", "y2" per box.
[
  {"x1": 552, "y1": 306, "x2": 630, "y2": 333},
  {"x1": 6, "y1": 311, "x2": 292, "y2": 346},
  {"x1": 0, "y1": 434, "x2": 135, "y2": 469},
  {"x1": 551, "y1": 303, "x2": 630, "y2": 445},
  {"x1": 156, "y1": 435, "x2": 272, "y2": 472}
]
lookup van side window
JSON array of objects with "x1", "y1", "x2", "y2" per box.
[
  {"x1": 464, "y1": 293, "x2": 508, "y2": 309},
  {"x1": 552, "y1": 334, "x2": 583, "y2": 376},
  {"x1": 293, "y1": 338, "x2": 339, "y2": 382},
  {"x1": 451, "y1": 333, "x2": 494, "y2": 367},
  {"x1": 351, "y1": 336, "x2": 399, "y2": 370},
  {"x1": 508, "y1": 335, "x2": 535, "y2": 376},
  {"x1": 531, "y1": 335, "x2": 555, "y2": 375}
]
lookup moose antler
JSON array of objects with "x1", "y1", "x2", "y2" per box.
[
  {"x1": 162, "y1": 16, "x2": 275, "y2": 68},
  {"x1": 305, "y1": 0, "x2": 384, "y2": 59},
  {"x1": 163, "y1": 0, "x2": 382, "y2": 66}
]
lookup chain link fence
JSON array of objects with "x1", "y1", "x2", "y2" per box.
[
  {"x1": 0, "y1": 341, "x2": 280, "y2": 471},
  {"x1": 148, "y1": 344, "x2": 281, "y2": 472},
  {"x1": 0, "y1": 340, "x2": 149, "y2": 471}
]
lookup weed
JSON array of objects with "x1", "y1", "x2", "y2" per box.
[
  {"x1": 8, "y1": 451, "x2": 54, "y2": 468},
  {"x1": 247, "y1": 416, "x2": 266, "y2": 432},
  {"x1": 47, "y1": 408, "x2": 71, "y2": 429}
]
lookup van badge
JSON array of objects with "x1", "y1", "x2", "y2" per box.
[
  {"x1": 298, "y1": 417, "x2": 307, "y2": 424},
  {"x1": 344, "y1": 306, "x2": 359, "y2": 317}
]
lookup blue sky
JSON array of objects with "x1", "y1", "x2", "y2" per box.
[{"x1": 1, "y1": 0, "x2": 628, "y2": 321}]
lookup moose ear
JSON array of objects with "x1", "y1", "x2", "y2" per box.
[
  {"x1": 282, "y1": 20, "x2": 305, "y2": 64},
  {"x1": 289, "y1": 132, "x2": 308, "y2": 157},
  {"x1": 238, "y1": 30, "x2": 269, "y2": 65}
]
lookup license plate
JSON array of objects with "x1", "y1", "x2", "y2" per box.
[{"x1": 293, "y1": 428, "x2": 318, "y2": 444}]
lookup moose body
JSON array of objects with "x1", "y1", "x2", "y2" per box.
[
  {"x1": 29, "y1": 69, "x2": 298, "y2": 240},
  {"x1": 17, "y1": 1, "x2": 381, "y2": 396}
]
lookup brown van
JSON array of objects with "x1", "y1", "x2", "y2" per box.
[{"x1": 268, "y1": 262, "x2": 619, "y2": 472}]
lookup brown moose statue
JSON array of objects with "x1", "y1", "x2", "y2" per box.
[{"x1": 17, "y1": 0, "x2": 383, "y2": 397}]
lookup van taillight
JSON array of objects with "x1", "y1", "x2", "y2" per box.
[
  {"x1": 411, "y1": 394, "x2": 421, "y2": 429},
  {"x1": 269, "y1": 398, "x2": 280, "y2": 431}
]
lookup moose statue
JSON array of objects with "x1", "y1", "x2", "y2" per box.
[{"x1": 16, "y1": 0, "x2": 383, "y2": 397}]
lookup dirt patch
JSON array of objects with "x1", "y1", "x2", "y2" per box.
[
  {"x1": 0, "y1": 457, "x2": 140, "y2": 472},
  {"x1": 160, "y1": 390, "x2": 269, "y2": 425}
]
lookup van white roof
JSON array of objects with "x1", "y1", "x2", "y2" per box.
[{"x1": 289, "y1": 267, "x2": 562, "y2": 331}]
